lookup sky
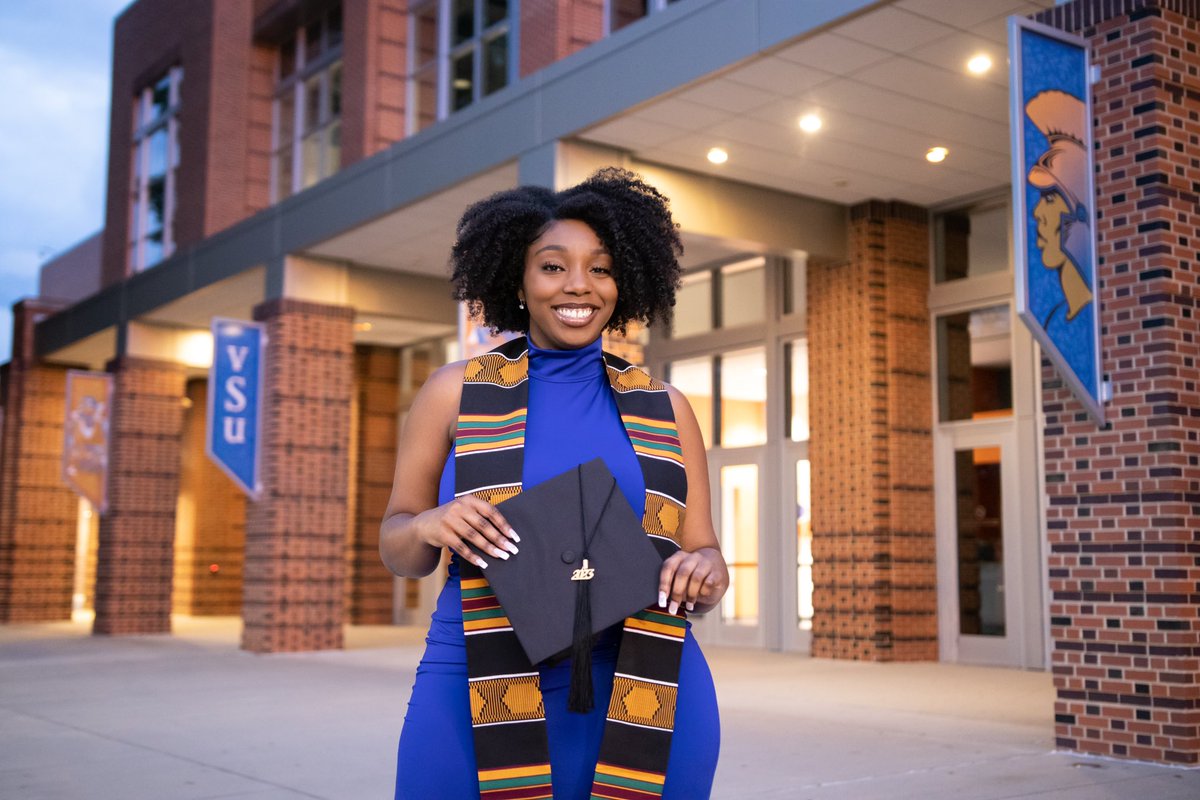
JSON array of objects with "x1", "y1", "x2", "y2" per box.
[{"x1": 0, "y1": 0, "x2": 130, "y2": 363}]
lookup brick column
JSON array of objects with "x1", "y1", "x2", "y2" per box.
[
  {"x1": 0, "y1": 301, "x2": 77, "y2": 622},
  {"x1": 346, "y1": 345, "x2": 399, "y2": 625},
  {"x1": 93, "y1": 356, "x2": 186, "y2": 635},
  {"x1": 243, "y1": 299, "x2": 353, "y2": 652},
  {"x1": 1034, "y1": 0, "x2": 1200, "y2": 766},
  {"x1": 808, "y1": 201, "x2": 937, "y2": 661}
]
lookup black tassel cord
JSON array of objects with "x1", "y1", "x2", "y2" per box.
[{"x1": 567, "y1": 472, "x2": 618, "y2": 713}]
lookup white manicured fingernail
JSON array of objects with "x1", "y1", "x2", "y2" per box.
[
  {"x1": 508, "y1": 529, "x2": 521, "y2": 543},
  {"x1": 658, "y1": 591, "x2": 667, "y2": 608},
  {"x1": 668, "y1": 600, "x2": 679, "y2": 616},
  {"x1": 686, "y1": 601, "x2": 695, "y2": 612},
  {"x1": 475, "y1": 558, "x2": 488, "y2": 569},
  {"x1": 504, "y1": 541, "x2": 519, "y2": 554},
  {"x1": 494, "y1": 549, "x2": 509, "y2": 560}
]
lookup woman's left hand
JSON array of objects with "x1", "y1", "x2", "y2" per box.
[{"x1": 658, "y1": 547, "x2": 728, "y2": 616}]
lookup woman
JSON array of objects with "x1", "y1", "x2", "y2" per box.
[{"x1": 381, "y1": 168, "x2": 727, "y2": 799}]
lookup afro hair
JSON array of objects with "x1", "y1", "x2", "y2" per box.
[{"x1": 449, "y1": 167, "x2": 683, "y2": 335}]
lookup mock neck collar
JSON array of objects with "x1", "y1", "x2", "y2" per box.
[{"x1": 526, "y1": 336, "x2": 605, "y2": 383}]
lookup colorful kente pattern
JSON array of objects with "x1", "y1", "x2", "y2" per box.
[{"x1": 455, "y1": 337, "x2": 687, "y2": 799}]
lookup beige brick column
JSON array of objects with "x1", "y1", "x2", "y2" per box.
[
  {"x1": 808, "y1": 201, "x2": 937, "y2": 661},
  {"x1": 1034, "y1": 0, "x2": 1200, "y2": 766},
  {"x1": 0, "y1": 300, "x2": 77, "y2": 622},
  {"x1": 346, "y1": 345, "x2": 399, "y2": 625},
  {"x1": 93, "y1": 356, "x2": 186, "y2": 635},
  {"x1": 243, "y1": 298, "x2": 354, "y2": 652}
]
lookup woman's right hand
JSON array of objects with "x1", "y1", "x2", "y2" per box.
[{"x1": 413, "y1": 495, "x2": 520, "y2": 570}]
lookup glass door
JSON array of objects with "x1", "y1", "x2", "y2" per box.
[{"x1": 935, "y1": 425, "x2": 1025, "y2": 666}]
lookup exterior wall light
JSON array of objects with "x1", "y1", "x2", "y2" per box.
[
  {"x1": 926, "y1": 146, "x2": 949, "y2": 163},
  {"x1": 707, "y1": 147, "x2": 729, "y2": 164}
]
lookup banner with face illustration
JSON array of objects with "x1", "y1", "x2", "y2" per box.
[{"x1": 1009, "y1": 16, "x2": 1104, "y2": 423}]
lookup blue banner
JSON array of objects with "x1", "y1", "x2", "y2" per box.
[
  {"x1": 207, "y1": 317, "x2": 265, "y2": 499},
  {"x1": 1009, "y1": 16, "x2": 1104, "y2": 423}
]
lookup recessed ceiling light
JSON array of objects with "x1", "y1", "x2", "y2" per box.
[
  {"x1": 926, "y1": 146, "x2": 949, "y2": 163},
  {"x1": 798, "y1": 113, "x2": 822, "y2": 133},
  {"x1": 707, "y1": 147, "x2": 729, "y2": 165},
  {"x1": 967, "y1": 54, "x2": 992, "y2": 75}
]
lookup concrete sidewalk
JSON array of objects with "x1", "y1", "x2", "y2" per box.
[{"x1": 1, "y1": 616, "x2": 1195, "y2": 799}]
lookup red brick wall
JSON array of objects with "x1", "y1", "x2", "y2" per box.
[
  {"x1": 343, "y1": 0, "x2": 408, "y2": 164},
  {"x1": 93, "y1": 356, "x2": 186, "y2": 635},
  {"x1": 173, "y1": 379, "x2": 246, "y2": 616},
  {"x1": 1034, "y1": 0, "x2": 1200, "y2": 766},
  {"x1": 809, "y1": 202, "x2": 937, "y2": 661},
  {"x1": 520, "y1": 0, "x2": 604, "y2": 78},
  {"x1": 243, "y1": 298, "x2": 354, "y2": 652},
  {"x1": 0, "y1": 301, "x2": 78, "y2": 622}
]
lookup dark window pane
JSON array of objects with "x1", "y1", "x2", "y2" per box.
[
  {"x1": 451, "y1": 50, "x2": 474, "y2": 110},
  {"x1": 452, "y1": 0, "x2": 474, "y2": 45},
  {"x1": 306, "y1": 19, "x2": 323, "y2": 61},
  {"x1": 955, "y1": 449, "x2": 1004, "y2": 637},
  {"x1": 278, "y1": 89, "x2": 295, "y2": 144},
  {"x1": 937, "y1": 305, "x2": 1013, "y2": 422},
  {"x1": 304, "y1": 73, "x2": 322, "y2": 130},
  {"x1": 330, "y1": 62, "x2": 342, "y2": 116},
  {"x1": 485, "y1": 0, "x2": 508, "y2": 26},
  {"x1": 277, "y1": 146, "x2": 294, "y2": 199},
  {"x1": 146, "y1": 176, "x2": 166, "y2": 233},
  {"x1": 612, "y1": 0, "x2": 649, "y2": 31},
  {"x1": 483, "y1": 33, "x2": 507, "y2": 96},
  {"x1": 327, "y1": 2, "x2": 343, "y2": 49},
  {"x1": 150, "y1": 74, "x2": 171, "y2": 121},
  {"x1": 280, "y1": 38, "x2": 297, "y2": 78}
]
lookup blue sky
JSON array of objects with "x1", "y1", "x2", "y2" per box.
[{"x1": 0, "y1": 0, "x2": 130, "y2": 363}]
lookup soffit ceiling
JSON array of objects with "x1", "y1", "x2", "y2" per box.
[{"x1": 579, "y1": 0, "x2": 1055, "y2": 208}]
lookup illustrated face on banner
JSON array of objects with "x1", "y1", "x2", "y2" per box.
[{"x1": 1026, "y1": 89, "x2": 1093, "y2": 327}]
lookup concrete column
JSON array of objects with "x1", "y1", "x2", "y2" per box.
[
  {"x1": 808, "y1": 201, "x2": 936, "y2": 661},
  {"x1": 0, "y1": 300, "x2": 77, "y2": 622},
  {"x1": 1035, "y1": 0, "x2": 1200, "y2": 766},
  {"x1": 242, "y1": 298, "x2": 354, "y2": 652},
  {"x1": 93, "y1": 355, "x2": 186, "y2": 635}
]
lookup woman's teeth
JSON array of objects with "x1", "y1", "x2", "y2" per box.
[{"x1": 555, "y1": 307, "x2": 594, "y2": 321}]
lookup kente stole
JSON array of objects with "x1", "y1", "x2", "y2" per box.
[{"x1": 456, "y1": 335, "x2": 688, "y2": 800}]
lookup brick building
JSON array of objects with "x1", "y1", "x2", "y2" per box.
[{"x1": 1, "y1": 0, "x2": 1197, "y2": 766}]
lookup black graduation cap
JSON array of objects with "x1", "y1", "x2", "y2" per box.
[{"x1": 481, "y1": 458, "x2": 663, "y2": 711}]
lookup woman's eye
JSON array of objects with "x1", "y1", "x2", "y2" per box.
[
  {"x1": 542, "y1": 262, "x2": 564, "y2": 272},
  {"x1": 591, "y1": 265, "x2": 612, "y2": 275}
]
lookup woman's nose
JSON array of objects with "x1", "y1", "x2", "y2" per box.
[{"x1": 563, "y1": 265, "x2": 591, "y2": 293}]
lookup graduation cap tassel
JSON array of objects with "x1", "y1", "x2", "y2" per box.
[{"x1": 568, "y1": 573, "x2": 594, "y2": 713}]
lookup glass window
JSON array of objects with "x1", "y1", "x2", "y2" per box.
[
  {"x1": 934, "y1": 200, "x2": 1009, "y2": 283},
  {"x1": 672, "y1": 271, "x2": 712, "y2": 338},
  {"x1": 483, "y1": 33, "x2": 508, "y2": 96},
  {"x1": 784, "y1": 254, "x2": 807, "y2": 316},
  {"x1": 955, "y1": 447, "x2": 1004, "y2": 636},
  {"x1": 611, "y1": 0, "x2": 650, "y2": 32},
  {"x1": 720, "y1": 257, "x2": 765, "y2": 328},
  {"x1": 129, "y1": 66, "x2": 182, "y2": 272},
  {"x1": 786, "y1": 339, "x2": 809, "y2": 441},
  {"x1": 720, "y1": 347, "x2": 766, "y2": 447},
  {"x1": 936, "y1": 305, "x2": 1013, "y2": 422},
  {"x1": 720, "y1": 463, "x2": 759, "y2": 625},
  {"x1": 272, "y1": 5, "x2": 343, "y2": 201},
  {"x1": 796, "y1": 459, "x2": 813, "y2": 630},
  {"x1": 668, "y1": 357, "x2": 713, "y2": 448},
  {"x1": 411, "y1": 0, "x2": 512, "y2": 129}
]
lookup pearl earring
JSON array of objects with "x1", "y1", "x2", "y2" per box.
[{"x1": 518, "y1": 299, "x2": 526, "y2": 310}]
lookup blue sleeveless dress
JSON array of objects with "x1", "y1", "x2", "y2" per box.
[{"x1": 393, "y1": 338, "x2": 720, "y2": 799}]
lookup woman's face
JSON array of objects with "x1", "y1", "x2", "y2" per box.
[{"x1": 520, "y1": 219, "x2": 617, "y2": 350}]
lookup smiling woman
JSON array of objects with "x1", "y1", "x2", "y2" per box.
[{"x1": 381, "y1": 168, "x2": 726, "y2": 799}]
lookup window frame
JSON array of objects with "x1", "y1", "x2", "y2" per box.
[
  {"x1": 406, "y1": 0, "x2": 518, "y2": 135},
  {"x1": 129, "y1": 66, "x2": 183, "y2": 273},
  {"x1": 271, "y1": 3, "x2": 344, "y2": 202}
]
